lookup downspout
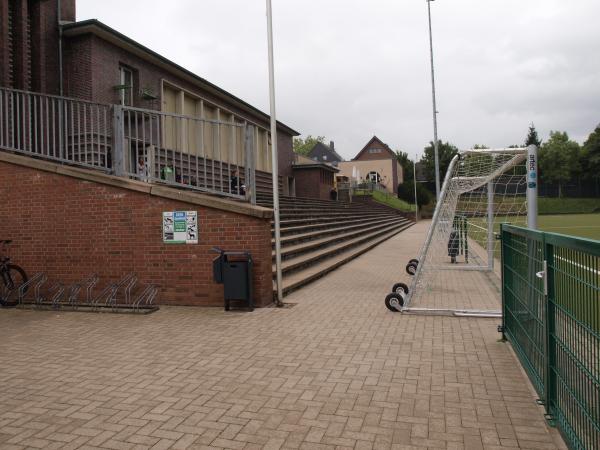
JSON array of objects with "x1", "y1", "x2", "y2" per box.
[{"x1": 57, "y1": 0, "x2": 63, "y2": 96}]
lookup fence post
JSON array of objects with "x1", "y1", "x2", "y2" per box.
[
  {"x1": 487, "y1": 181, "x2": 494, "y2": 270},
  {"x1": 500, "y1": 223, "x2": 507, "y2": 341},
  {"x1": 112, "y1": 105, "x2": 125, "y2": 176},
  {"x1": 244, "y1": 124, "x2": 256, "y2": 205},
  {"x1": 543, "y1": 238, "x2": 556, "y2": 422}
]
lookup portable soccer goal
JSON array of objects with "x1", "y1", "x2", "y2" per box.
[{"x1": 385, "y1": 146, "x2": 538, "y2": 316}]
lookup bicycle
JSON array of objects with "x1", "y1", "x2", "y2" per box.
[{"x1": 0, "y1": 240, "x2": 28, "y2": 307}]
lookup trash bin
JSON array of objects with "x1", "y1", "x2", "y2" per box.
[{"x1": 211, "y1": 247, "x2": 253, "y2": 311}]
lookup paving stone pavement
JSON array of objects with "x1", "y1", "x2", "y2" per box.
[{"x1": 0, "y1": 221, "x2": 566, "y2": 450}]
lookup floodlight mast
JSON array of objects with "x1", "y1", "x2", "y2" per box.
[
  {"x1": 426, "y1": 0, "x2": 441, "y2": 201},
  {"x1": 266, "y1": 0, "x2": 284, "y2": 306}
]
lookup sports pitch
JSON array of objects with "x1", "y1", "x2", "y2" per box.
[
  {"x1": 537, "y1": 213, "x2": 600, "y2": 240},
  {"x1": 470, "y1": 213, "x2": 600, "y2": 241}
]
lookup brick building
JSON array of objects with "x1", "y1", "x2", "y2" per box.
[
  {"x1": 338, "y1": 136, "x2": 403, "y2": 194},
  {"x1": 0, "y1": 0, "x2": 383, "y2": 308},
  {"x1": 0, "y1": 0, "x2": 299, "y2": 194}
]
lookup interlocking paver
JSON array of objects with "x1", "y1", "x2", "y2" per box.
[{"x1": 0, "y1": 221, "x2": 567, "y2": 449}]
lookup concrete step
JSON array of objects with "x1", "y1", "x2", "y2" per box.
[
  {"x1": 275, "y1": 221, "x2": 413, "y2": 275},
  {"x1": 276, "y1": 223, "x2": 414, "y2": 295},
  {"x1": 274, "y1": 217, "x2": 409, "y2": 255},
  {"x1": 276, "y1": 214, "x2": 404, "y2": 237},
  {"x1": 277, "y1": 212, "x2": 400, "y2": 229},
  {"x1": 279, "y1": 210, "x2": 401, "y2": 221}
]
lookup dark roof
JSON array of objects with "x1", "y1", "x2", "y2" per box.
[
  {"x1": 292, "y1": 162, "x2": 339, "y2": 173},
  {"x1": 62, "y1": 19, "x2": 299, "y2": 136},
  {"x1": 307, "y1": 142, "x2": 344, "y2": 162},
  {"x1": 352, "y1": 136, "x2": 396, "y2": 161}
]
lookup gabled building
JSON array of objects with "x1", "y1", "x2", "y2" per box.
[
  {"x1": 307, "y1": 141, "x2": 343, "y2": 167},
  {"x1": 338, "y1": 136, "x2": 403, "y2": 193}
]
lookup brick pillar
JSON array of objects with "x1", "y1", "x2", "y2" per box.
[
  {"x1": 0, "y1": 0, "x2": 10, "y2": 86},
  {"x1": 29, "y1": 0, "x2": 76, "y2": 94}
]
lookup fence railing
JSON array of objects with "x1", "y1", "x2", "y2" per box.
[
  {"x1": 0, "y1": 87, "x2": 112, "y2": 171},
  {"x1": 114, "y1": 105, "x2": 256, "y2": 201},
  {"x1": 0, "y1": 87, "x2": 258, "y2": 202},
  {"x1": 501, "y1": 224, "x2": 599, "y2": 450}
]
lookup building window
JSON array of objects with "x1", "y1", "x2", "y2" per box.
[
  {"x1": 322, "y1": 155, "x2": 328, "y2": 161},
  {"x1": 367, "y1": 171, "x2": 382, "y2": 183},
  {"x1": 368, "y1": 148, "x2": 382, "y2": 154},
  {"x1": 119, "y1": 66, "x2": 134, "y2": 106}
]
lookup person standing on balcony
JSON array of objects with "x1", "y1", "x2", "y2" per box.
[
  {"x1": 137, "y1": 157, "x2": 149, "y2": 182},
  {"x1": 230, "y1": 169, "x2": 245, "y2": 195},
  {"x1": 161, "y1": 164, "x2": 175, "y2": 183}
]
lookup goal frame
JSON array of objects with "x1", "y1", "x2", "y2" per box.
[{"x1": 404, "y1": 145, "x2": 538, "y2": 310}]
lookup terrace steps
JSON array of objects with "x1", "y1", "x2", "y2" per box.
[{"x1": 256, "y1": 193, "x2": 413, "y2": 296}]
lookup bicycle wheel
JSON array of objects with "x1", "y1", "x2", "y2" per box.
[{"x1": 1, "y1": 264, "x2": 28, "y2": 307}]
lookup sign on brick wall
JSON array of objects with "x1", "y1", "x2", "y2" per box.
[{"x1": 163, "y1": 211, "x2": 198, "y2": 244}]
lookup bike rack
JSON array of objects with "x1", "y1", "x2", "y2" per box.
[{"x1": 12, "y1": 272, "x2": 159, "y2": 314}]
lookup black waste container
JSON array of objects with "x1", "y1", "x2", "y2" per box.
[{"x1": 212, "y1": 248, "x2": 253, "y2": 311}]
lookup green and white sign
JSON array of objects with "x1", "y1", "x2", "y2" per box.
[{"x1": 163, "y1": 211, "x2": 198, "y2": 244}]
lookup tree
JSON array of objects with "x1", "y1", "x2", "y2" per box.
[
  {"x1": 525, "y1": 123, "x2": 542, "y2": 147},
  {"x1": 293, "y1": 135, "x2": 325, "y2": 156},
  {"x1": 420, "y1": 140, "x2": 459, "y2": 190},
  {"x1": 581, "y1": 124, "x2": 600, "y2": 195},
  {"x1": 582, "y1": 124, "x2": 600, "y2": 178},
  {"x1": 395, "y1": 151, "x2": 414, "y2": 183},
  {"x1": 539, "y1": 131, "x2": 580, "y2": 197}
]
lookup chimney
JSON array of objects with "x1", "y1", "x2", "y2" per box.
[{"x1": 329, "y1": 141, "x2": 335, "y2": 151}]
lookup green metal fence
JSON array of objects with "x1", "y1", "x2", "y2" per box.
[{"x1": 501, "y1": 224, "x2": 599, "y2": 450}]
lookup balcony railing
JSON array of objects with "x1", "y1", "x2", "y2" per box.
[{"x1": 0, "y1": 87, "x2": 258, "y2": 202}]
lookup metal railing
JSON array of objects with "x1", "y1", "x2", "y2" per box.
[
  {"x1": 501, "y1": 224, "x2": 599, "y2": 450},
  {"x1": 115, "y1": 105, "x2": 256, "y2": 201},
  {"x1": 0, "y1": 87, "x2": 112, "y2": 170},
  {"x1": 0, "y1": 87, "x2": 258, "y2": 202}
]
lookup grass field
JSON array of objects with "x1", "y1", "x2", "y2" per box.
[
  {"x1": 538, "y1": 213, "x2": 600, "y2": 240},
  {"x1": 470, "y1": 213, "x2": 600, "y2": 241}
]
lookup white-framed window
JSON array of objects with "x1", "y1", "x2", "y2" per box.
[
  {"x1": 367, "y1": 171, "x2": 382, "y2": 183},
  {"x1": 368, "y1": 148, "x2": 382, "y2": 154},
  {"x1": 322, "y1": 155, "x2": 328, "y2": 161},
  {"x1": 119, "y1": 66, "x2": 134, "y2": 106}
]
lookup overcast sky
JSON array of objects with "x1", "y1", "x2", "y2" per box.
[{"x1": 77, "y1": 0, "x2": 600, "y2": 160}]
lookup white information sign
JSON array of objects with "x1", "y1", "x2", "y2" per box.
[{"x1": 163, "y1": 211, "x2": 198, "y2": 244}]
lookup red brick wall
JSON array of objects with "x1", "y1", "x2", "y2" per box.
[
  {"x1": 0, "y1": 159, "x2": 274, "y2": 307},
  {"x1": 0, "y1": 0, "x2": 75, "y2": 92},
  {"x1": 294, "y1": 168, "x2": 334, "y2": 200},
  {"x1": 63, "y1": 36, "x2": 92, "y2": 100}
]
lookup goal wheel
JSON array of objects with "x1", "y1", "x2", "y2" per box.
[
  {"x1": 385, "y1": 292, "x2": 404, "y2": 312},
  {"x1": 406, "y1": 262, "x2": 417, "y2": 275},
  {"x1": 392, "y1": 282, "x2": 409, "y2": 295},
  {"x1": 409, "y1": 259, "x2": 419, "y2": 265}
]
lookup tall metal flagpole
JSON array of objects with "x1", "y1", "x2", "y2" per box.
[
  {"x1": 413, "y1": 154, "x2": 418, "y2": 223},
  {"x1": 266, "y1": 0, "x2": 284, "y2": 306},
  {"x1": 427, "y1": 0, "x2": 441, "y2": 201}
]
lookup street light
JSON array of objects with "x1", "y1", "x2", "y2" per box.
[
  {"x1": 266, "y1": 0, "x2": 284, "y2": 306},
  {"x1": 426, "y1": 0, "x2": 441, "y2": 201}
]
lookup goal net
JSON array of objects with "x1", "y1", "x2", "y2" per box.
[{"x1": 405, "y1": 147, "x2": 529, "y2": 313}]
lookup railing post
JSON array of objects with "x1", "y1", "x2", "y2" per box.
[
  {"x1": 244, "y1": 124, "x2": 256, "y2": 205},
  {"x1": 543, "y1": 238, "x2": 556, "y2": 422},
  {"x1": 112, "y1": 105, "x2": 125, "y2": 176}
]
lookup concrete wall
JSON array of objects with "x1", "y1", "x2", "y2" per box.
[{"x1": 0, "y1": 153, "x2": 274, "y2": 307}]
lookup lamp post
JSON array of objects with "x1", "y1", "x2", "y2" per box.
[
  {"x1": 266, "y1": 0, "x2": 284, "y2": 306},
  {"x1": 426, "y1": 0, "x2": 441, "y2": 201}
]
